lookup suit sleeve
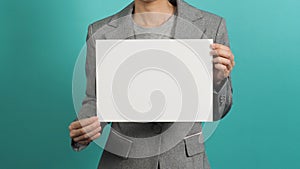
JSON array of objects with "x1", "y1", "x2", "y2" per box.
[
  {"x1": 213, "y1": 18, "x2": 233, "y2": 121},
  {"x1": 71, "y1": 24, "x2": 107, "y2": 151}
]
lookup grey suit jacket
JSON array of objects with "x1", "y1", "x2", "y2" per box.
[{"x1": 72, "y1": 0, "x2": 233, "y2": 168}]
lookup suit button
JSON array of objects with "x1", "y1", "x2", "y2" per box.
[
  {"x1": 220, "y1": 95, "x2": 226, "y2": 104},
  {"x1": 152, "y1": 123, "x2": 162, "y2": 134}
]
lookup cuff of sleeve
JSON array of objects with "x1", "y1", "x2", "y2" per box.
[
  {"x1": 213, "y1": 77, "x2": 231, "y2": 120},
  {"x1": 213, "y1": 77, "x2": 228, "y2": 94}
]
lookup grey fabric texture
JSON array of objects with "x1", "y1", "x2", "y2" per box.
[{"x1": 71, "y1": 0, "x2": 233, "y2": 168}]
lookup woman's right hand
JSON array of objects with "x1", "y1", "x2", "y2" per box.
[{"x1": 69, "y1": 116, "x2": 102, "y2": 145}]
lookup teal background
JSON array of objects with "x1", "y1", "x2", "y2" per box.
[{"x1": 1, "y1": 0, "x2": 299, "y2": 168}]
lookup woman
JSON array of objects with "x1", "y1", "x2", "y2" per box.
[{"x1": 69, "y1": 0, "x2": 235, "y2": 168}]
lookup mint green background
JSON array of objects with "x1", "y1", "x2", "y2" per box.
[{"x1": 1, "y1": 0, "x2": 299, "y2": 169}]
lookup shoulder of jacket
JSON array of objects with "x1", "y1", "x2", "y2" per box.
[
  {"x1": 88, "y1": 15, "x2": 114, "y2": 34},
  {"x1": 198, "y1": 8, "x2": 224, "y2": 22},
  {"x1": 88, "y1": 2, "x2": 133, "y2": 34},
  {"x1": 183, "y1": 1, "x2": 223, "y2": 22}
]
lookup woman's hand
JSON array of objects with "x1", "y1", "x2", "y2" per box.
[
  {"x1": 211, "y1": 43, "x2": 235, "y2": 86},
  {"x1": 69, "y1": 116, "x2": 102, "y2": 145}
]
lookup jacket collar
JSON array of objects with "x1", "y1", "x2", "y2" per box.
[{"x1": 104, "y1": 0, "x2": 205, "y2": 39}]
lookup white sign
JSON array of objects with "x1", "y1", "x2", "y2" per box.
[{"x1": 96, "y1": 39, "x2": 213, "y2": 122}]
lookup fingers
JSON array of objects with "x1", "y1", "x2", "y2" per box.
[
  {"x1": 232, "y1": 60, "x2": 236, "y2": 67},
  {"x1": 210, "y1": 43, "x2": 235, "y2": 82},
  {"x1": 214, "y1": 63, "x2": 230, "y2": 77},
  {"x1": 211, "y1": 43, "x2": 235, "y2": 71},
  {"x1": 72, "y1": 124, "x2": 102, "y2": 142},
  {"x1": 69, "y1": 116, "x2": 98, "y2": 130},
  {"x1": 69, "y1": 116, "x2": 102, "y2": 144},
  {"x1": 78, "y1": 133, "x2": 101, "y2": 145},
  {"x1": 77, "y1": 140, "x2": 90, "y2": 145},
  {"x1": 211, "y1": 48, "x2": 233, "y2": 61},
  {"x1": 211, "y1": 43, "x2": 230, "y2": 51},
  {"x1": 213, "y1": 57, "x2": 232, "y2": 71},
  {"x1": 211, "y1": 43, "x2": 234, "y2": 62},
  {"x1": 70, "y1": 120, "x2": 101, "y2": 139}
]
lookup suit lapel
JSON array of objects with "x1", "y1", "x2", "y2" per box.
[
  {"x1": 104, "y1": 2, "x2": 135, "y2": 39},
  {"x1": 173, "y1": 0, "x2": 206, "y2": 39},
  {"x1": 104, "y1": 0, "x2": 206, "y2": 39}
]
